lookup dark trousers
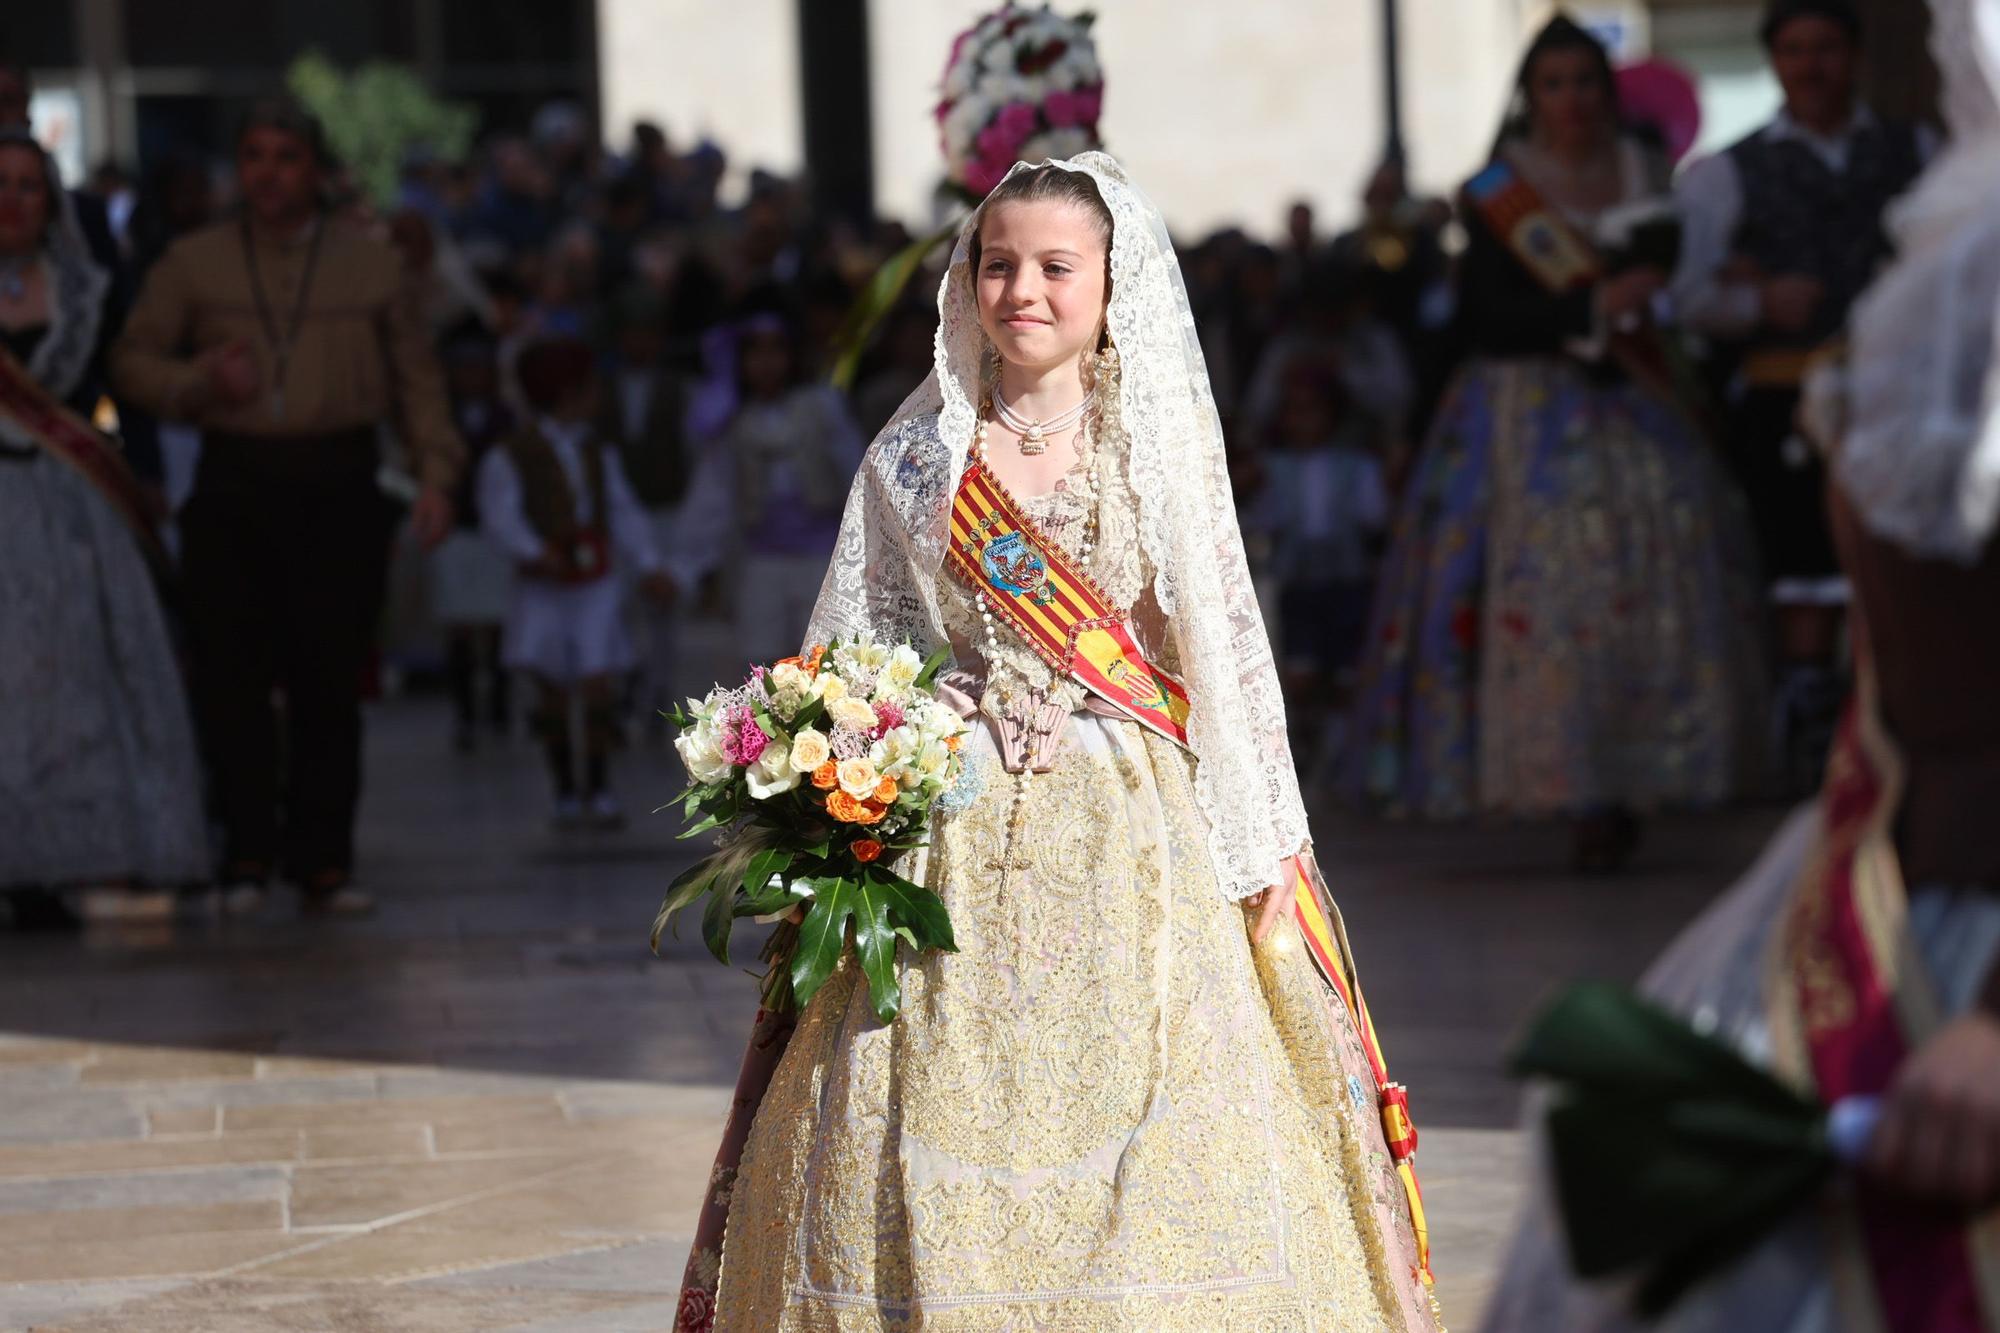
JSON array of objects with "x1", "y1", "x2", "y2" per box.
[
  {"x1": 1727, "y1": 386, "x2": 1837, "y2": 584},
  {"x1": 179, "y1": 431, "x2": 394, "y2": 879}
]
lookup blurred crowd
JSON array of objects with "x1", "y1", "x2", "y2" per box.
[{"x1": 0, "y1": 0, "x2": 1930, "y2": 919}]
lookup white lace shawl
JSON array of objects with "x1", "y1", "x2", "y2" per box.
[
  {"x1": 803, "y1": 151, "x2": 1308, "y2": 900},
  {"x1": 1831, "y1": 0, "x2": 2000, "y2": 563}
]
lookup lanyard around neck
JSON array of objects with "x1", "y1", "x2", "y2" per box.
[{"x1": 239, "y1": 215, "x2": 325, "y2": 413}]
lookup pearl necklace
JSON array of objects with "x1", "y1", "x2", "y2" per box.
[{"x1": 993, "y1": 387, "x2": 1094, "y2": 456}]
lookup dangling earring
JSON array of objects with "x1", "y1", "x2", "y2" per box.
[{"x1": 1092, "y1": 334, "x2": 1118, "y2": 389}]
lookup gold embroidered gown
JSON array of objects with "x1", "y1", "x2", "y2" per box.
[{"x1": 712, "y1": 455, "x2": 1439, "y2": 1332}]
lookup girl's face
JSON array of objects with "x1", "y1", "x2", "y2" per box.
[
  {"x1": 0, "y1": 145, "x2": 52, "y2": 259},
  {"x1": 975, "y1": 198, "x2": 1108, "y2": 376},
  {"x1": 1527, "y1": 47, "x2": 1612, "y2": 148}
]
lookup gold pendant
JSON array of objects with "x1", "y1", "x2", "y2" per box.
[{"x1": 1019, "y1": 423, "x2": 1047, "y2": 455}]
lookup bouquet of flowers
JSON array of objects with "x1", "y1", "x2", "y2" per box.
[
  {"x1": 936, "y1": 4, "x2": 1105, "y2": 198},
  {"x1": 652, "y1": 638, "x2": 973, "y2": 1023}
]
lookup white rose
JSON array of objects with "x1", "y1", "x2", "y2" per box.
[
  {"x1": 814, "y1": 673, "x2": 848, "y2": 705},
  {"x1": 674, "y1": 720, "x2": 732, "y2": 784},
  {"x1": 837, "y1": 757, "x2": 881, "y2": 799},
  {"x1": 769, "y1": 661, "x2": 812, "y2": 697},
  {"x1": 880, "y1": 645, "x2": 923, "y2": 692},
  {"x1": 789, "y1": 727, "x2": 831, "y2": 773},
  {"x1": 745, "y1": 740, "x2": 800, "y2": 799},
  {"x1": 830, "y1": 697, "x2": 878, "y2": 732},
  {"x1": 944, "y1": 60, "x2": 974, "y2": 100}
]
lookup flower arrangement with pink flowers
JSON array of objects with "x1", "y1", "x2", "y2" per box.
[
  {"x1": 936, "y1": 5, "x2": 1105, "y2": 198},
  {"x1": 652, "y1": 637, "x2": 973, "y2": 1023}
]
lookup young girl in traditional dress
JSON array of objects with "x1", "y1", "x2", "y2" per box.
[
  {"x1": 478, "y1": 337, "x2": 672, "y2": 827},
  {"x1": 674, "y1": 154, "x2": 1441, "y2": 1333}
]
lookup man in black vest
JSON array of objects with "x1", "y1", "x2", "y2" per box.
[{"x1": 1671, "y1": 0, "x2": 1929, "y2": 791}]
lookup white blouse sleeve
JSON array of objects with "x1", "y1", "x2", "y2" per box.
[
  {"x1": 476, "y1": 448, "x2": 543, "y2": 563},
  {"x1": 599, "y1": 445, "x2": 662, "y2": 574}
]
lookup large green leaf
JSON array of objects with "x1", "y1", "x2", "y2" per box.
[
  {"x1": 789, "y1": 876, "x2": 855, "y2": 1011},
  {"x1": 740, "y1": 847, "x2": 794, "y2": 900},
  {"x1": 868, "y1": 868, "x2": 957, "y2": 954},
  {"x1": 785, "y1": 871, "x2": 958, "y2": 1022},
  {"x1": 827, "y1": 219, "x2": 962, "y2": 391}
]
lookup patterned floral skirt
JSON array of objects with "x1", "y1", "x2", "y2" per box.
[
  {"x1": 708, "y1": 713, "x2": 1439, "y2": 1331},
  {"x1": 1347, "y1": 356, "x2": 1766, "y2": 820}
]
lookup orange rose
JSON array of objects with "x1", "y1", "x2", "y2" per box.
[
  {"x1": 826, "y1": 790, "x2": 872, "y2": 823},
  {"x1": 812, "y1": 761, "x2": 839, "y2": 790},
  {"x1": 851, "y1": 839, "x2": 883, "y2": 863},
  {"x1": 943, "y1": 734, "x2": 962, "y2": 752},
  {"x1": 855, "y1": 798, "x2": 888, "y2": 825},
  {"x1": 775, "y1": 655, "x2": 802, "y2": 670},
  {"x1": 873, "y1": 777, "x2": 900, "y2": 804},
  {"x1": 804, "y1": 644, "x2": 826, "y2": 675}
]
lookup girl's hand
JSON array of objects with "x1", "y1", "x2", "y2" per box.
[{"x1": 1241, "y1": 853, "x2": 1305, "y2": 946}]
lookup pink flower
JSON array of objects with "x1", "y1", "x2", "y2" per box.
[
  {"x1": 995, "y1": 100, "x2": 1038, "y2": 142},
  {"x1": 871, "y1": 701, "x2": 906, "y2": 737},
  {"x1": 934, "y1": 97, "x2": 955, "y2": 126},
  {"x1": 964, "y1": 152, "x2": 1012, "y2": 196},
  {"x1": 1043, "y1": 90, "x2": 1084, "y2": 128},
  {"x1": 1073, "y1": 85, "x2": 1104, "y2": 126},
  {"x1": 719, "y1": 705, "x2": 768, "y2": 766}
]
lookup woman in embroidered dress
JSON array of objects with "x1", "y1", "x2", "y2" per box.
[
  {"x1": 1346, "y1": 18, "x2": 1766, "y2": 871},
  {"x1": 1484, "y1": 2, "x2": 2000, "y2": 1323},
  {"x1": 672, "y1": 154, "x2": 1440, "y2": 1332},
  {"x1": 0, "y1": 131, "x2": 208, "y2": 923}
]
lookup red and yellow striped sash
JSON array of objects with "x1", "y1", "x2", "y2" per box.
[
  {"x1": 946, "y1": 460, "x2": 1192, "y2": 747},
  {"x1": 1292, "y1": 857, "x2": 1434, "y2": 1290}
]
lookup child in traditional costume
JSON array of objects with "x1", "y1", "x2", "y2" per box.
[{"x1": 478, "y1": 337, "x2": 672, "y2": 827}]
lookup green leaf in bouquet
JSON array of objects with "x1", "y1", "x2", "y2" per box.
[
  {"x1": 740, "y1": 847, "x2": 794, "y2": 900},
  {"x1": 701, "y1": 872, "x2": 738, "y2": 965},
  {"x1": 913, "y1": 645, "x2": 952, "y2": 692},
  {"x1": 649, "y1": 860, "x2": 718, "y2": 952},
  {"x1": 790, "y1": 876, "x2": 856, "y2": 1011},
  {"x1": 867, "y1": 867, "x2": 957, "y2": 954},
  {"x1": 850, "y1": 879, "x2": 901, "y2": 1026}
]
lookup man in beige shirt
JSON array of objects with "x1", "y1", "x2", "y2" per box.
[{"x1": 114, "y1": 97, "x2": 464, "y2": 914}]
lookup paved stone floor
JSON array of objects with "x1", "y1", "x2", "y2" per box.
[{"x1": 0, "y1": 699, "x2": 1785, "y2": 1331}]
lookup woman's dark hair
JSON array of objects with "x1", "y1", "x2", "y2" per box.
[
  {"x1": 968, "y1": 164, "x2": 1113, "y2": 275},
  {"x1": 1494, "y1": 15, "x2": 1621, "y2": 150}
]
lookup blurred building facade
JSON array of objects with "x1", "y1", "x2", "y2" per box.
[
  {"x1": 12, "y1": 0, "x2": 1930, "y2": 235},
  {"x1": 10, "y1": 1, "x2": 596, "y2": 183}
]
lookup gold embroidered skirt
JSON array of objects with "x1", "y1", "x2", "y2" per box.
[{"x1": 715, "y1": 713, "x2": 1438, "y2": 1331}]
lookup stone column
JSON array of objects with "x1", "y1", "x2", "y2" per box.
[{"x1": 796, "y1": 0, "x2": 876, "y2": 224}]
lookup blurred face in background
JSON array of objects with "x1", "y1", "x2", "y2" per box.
[
  {"x1": 1769, "y1": 17, "x2": 1858, "y2": 130},
  {"x1": 1526, "y1": 46, "x2": 1614, "y2": 151},
  {"x1": 0, "y1": 143, "x2": 52, "y2": 258},
  {"x1": 236, "y1": 126, "x2": 321, "y2": 231},
  {"x1": 974, "y1": 198, "x2": 1109, "y2": 377},
  {"x1": 0, "y1": 67, "x2": 27, "y2": 130},
  {"x1": 738, "y1": 326, "x2": 794, "y2": 401}
]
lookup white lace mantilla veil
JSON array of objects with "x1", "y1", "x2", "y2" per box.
[
  {"x1": 1831, "y1": 0, "x2": 2000, "y2": 562},
  {"x1": 803, "y1": 151, "x2": 1308, "y2": 900}
]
